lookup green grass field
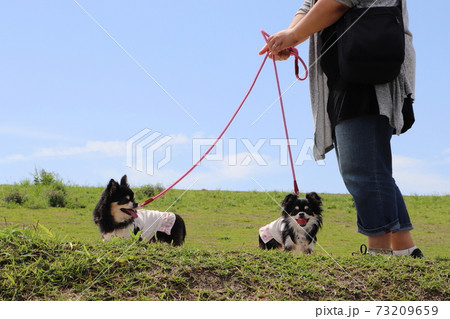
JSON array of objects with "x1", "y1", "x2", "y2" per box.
[
  {"x1": 0, "y1": 180, "x2": 449, "y2": 300},
  {"x1": 1, "y1": 183, "x2": 448, "y2": 257}
]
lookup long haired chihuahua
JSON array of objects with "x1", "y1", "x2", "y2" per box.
[
  {"x1": 259, "y1": 193, "x2": 323, "y2": 254},
  {"x1": 93, "y1": 175, "x2": 186, "y2": 246}
]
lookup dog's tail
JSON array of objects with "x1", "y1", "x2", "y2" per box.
[
  {"x1": 181, "y1": 218, "x2": 187, "y2": 240},
  {"x1": 172, "y1": 214, "x2": 186, "y2": 246}
]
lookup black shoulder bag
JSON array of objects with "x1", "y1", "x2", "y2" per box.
[{"x1": 336, "y1": 0, "x2": 405, "y2": 84}]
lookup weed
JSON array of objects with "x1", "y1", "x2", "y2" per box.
[
  {"x1": 32, "y1": 168, "x2": 60, "y2": 186},
  {"x1": 136, "y1": 184, "x2": 165, "y2": 198},
  {"x1": 47, "y1": 190, "x2": 67, "y2": 208},
  {"x1": 2, "y1": 191, "x2": 27, "y2": 205}
]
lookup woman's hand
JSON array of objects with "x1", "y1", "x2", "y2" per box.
[
  {"x1": 259, "y1": 45, "x2": 291, "y2": 61},
  {"x1": 258, "y1": 29, "x2": 298, "y2": 60}
]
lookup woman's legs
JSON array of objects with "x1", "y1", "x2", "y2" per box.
[
  {"x1": 334, "y1": 115, "x2": 417, "y2": 253},
  {"x1": 367, "y1": 230, "x2": 414, "y2": 250}
]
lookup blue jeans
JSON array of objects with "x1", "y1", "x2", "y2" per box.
[{"x1": 334, "y1": 115, "x2": 413, "y2": 237}]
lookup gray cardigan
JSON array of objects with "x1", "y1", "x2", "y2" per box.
[{"x1": 297, "y1": 0, "x2": 416, "y2": 160}]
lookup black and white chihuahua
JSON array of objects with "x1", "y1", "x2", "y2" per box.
[
  {"x1": 93, "y1": 175, "x2": 186, "y2": 246},
  {"x1": 259, "y1": 192, "x2": 323, "y2": 254}
]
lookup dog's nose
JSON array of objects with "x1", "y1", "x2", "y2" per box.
[
  {"x1": 299, "y1": 213, "x2": 305, "y2": 218},
  {"x1": 133, "y1": 202, "x2": 138, "y2": 208}
]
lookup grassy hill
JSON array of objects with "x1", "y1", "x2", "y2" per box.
[{"x1": 0, "y1": 179, "x2": 449, "y2": 300}]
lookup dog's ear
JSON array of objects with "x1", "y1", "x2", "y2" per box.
[
  {"x1": 306, "y1": 192, "x2": 323, "y2": 211},
  {"x1": 306, "y1": 192, "x2": 321, "y2": 203},
  {"x1": 106, "y1": 179, "x2": 119, "y2": 195},
  {"x1": 93, "y1": 179, "x2": 117, "y2": 226},
  {"x1": 120, "y1": 175, "x2": 129, "y2": 187},
  {"x1": 281, "y1": 194, "x2": 298, "y2": 214}
]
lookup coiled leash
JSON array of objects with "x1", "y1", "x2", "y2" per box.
[{"x1": 141, "y1": 30, "x2": 308, "y2": 207}]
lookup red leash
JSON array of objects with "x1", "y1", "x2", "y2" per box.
[
  {"x1": 141, "y1": 30, "x2": 307, "y2": 207},
  {"x1": 261, "y1": 30, "x2": 307, "y2": 195}
]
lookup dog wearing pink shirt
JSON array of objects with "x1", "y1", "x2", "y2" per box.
[
  {"x1": 93, "y1": 175, "x2": 186, "y2": 246},
  {"x1": 259, "y1": 193, "x2": 323, "y2": 254}
]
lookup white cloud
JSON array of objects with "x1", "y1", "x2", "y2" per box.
[
  {"x1": 2, "y1": 154, "x2": 28, "y2": 162},
  {"x1": 0, "y1": 140, "x2": 126, "y2": 163},
  {"x1": 393, "y1": 155, "x2": 450, "y2": 195},
  {"x1": 0, "y1": 125, "x2": 70, "y2": 141},
  {"x1": 443, "y1": 149, "x2": 450, "y2": 163},
  {"x1": 392, "y1": 155, "x2": 422, "y2": 168},
  {"x1": 168, "y1": 133, "x2": 190, "y2": 145},
  {"x1": 209, "y1": 152, "x2": 273, "y2": 179},
  {"x1": 124, "y1": 151, "x2": 284, "y2": 190},
  {"x1": 36, "y1": 141, "x2": 125, "y2": 157},
  {"x1": 185, "y1": 152, "x2": 291, "y2": 191}
]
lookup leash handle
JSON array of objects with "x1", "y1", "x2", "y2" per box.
[{"x1": 261, "y1": 30, "x2": 308, "y2": 81}]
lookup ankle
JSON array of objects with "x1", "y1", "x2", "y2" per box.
[
  {"x1": 368, "y1": 233, "x2": 391, "y2": 250},
  {"x1": 368, "y1": 247, "x2": 393, "y2": 256},
  {"x1": 393, "y1": 246, "x2": 417, "y2": 256},
  {"x1": 391, "y1": 230, "x2": 414, "y2": 250}
]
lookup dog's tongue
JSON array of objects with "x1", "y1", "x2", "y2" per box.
[
  {"x1": 124, "y1": 209, "x2": 138, "y2": 219},
  {"x1": 297, "y1": 218, "x2": 307, "y2": 226}
]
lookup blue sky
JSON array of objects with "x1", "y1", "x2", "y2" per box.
[{"x1": 1, "y1": 0, "x2": 449, "y2": 196}]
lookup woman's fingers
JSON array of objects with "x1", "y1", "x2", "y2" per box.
[{"x1": 258, "y1": 43, "x2": 269, "y2": 55}]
